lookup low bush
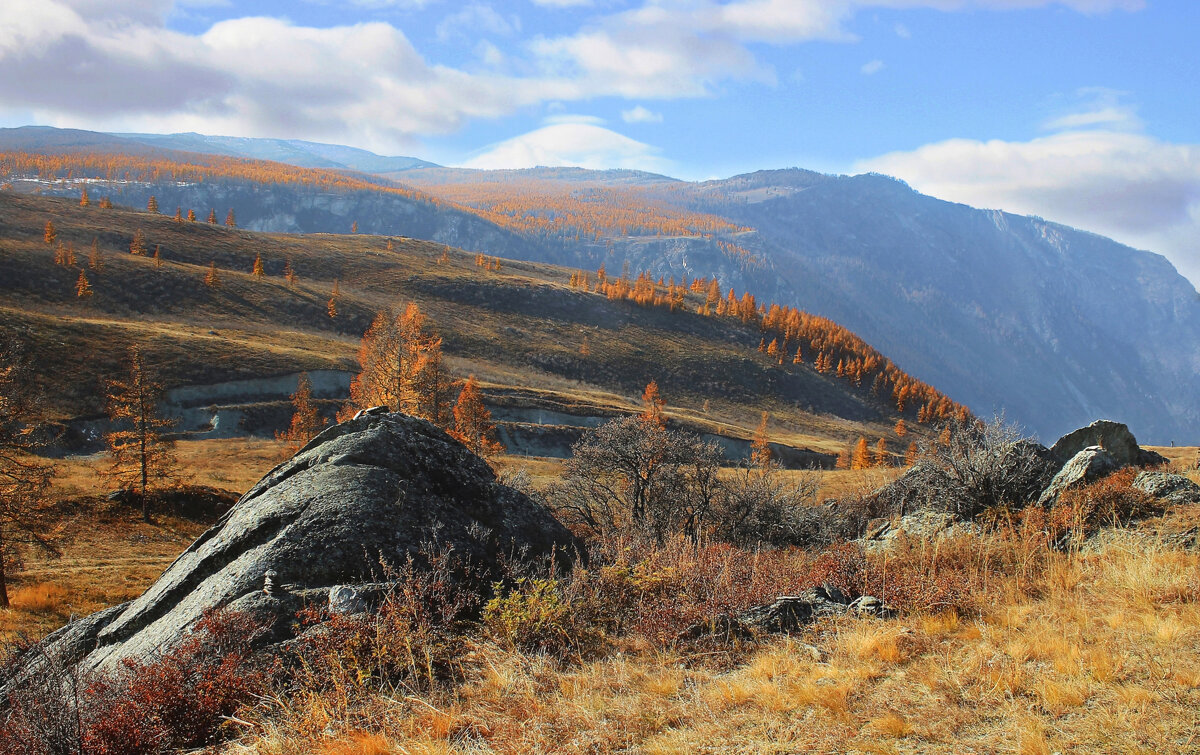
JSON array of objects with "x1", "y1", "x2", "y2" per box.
[
  {"x1": 1038, "y1": 468, "x2": 1158, "y2": 551},
  {"x1": 0, "y1": 608, "x2": 269, "y2": 755}
]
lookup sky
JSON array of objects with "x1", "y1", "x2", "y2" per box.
[{"x1": 1, "y1": 0, "x2": 1198, "y2": 286}]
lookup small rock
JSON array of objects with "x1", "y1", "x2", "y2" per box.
[
  {"x1": 329, "y1": 585, "x2": 367, "y2": 615},
  {"x1": 865, "y1": 518, "x2": 891, "y2": 540},
  {"x1": 850, "y1": 595, "x2": 896, "y2": 619}
]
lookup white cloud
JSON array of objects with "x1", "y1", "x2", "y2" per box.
[
  {"x1": 894, "y1": 22, "x2": 911, "y2": 37},
  {"x1": 461, "y1": 122, "x2": 672, "y2": 173},
  {"x1": 436, "y1": 4, "x2": 519, "y2": 43},
  {"x1": 543, "y1": 113, "x2": 606, "y2": 125},
  {"x1": 857, "y1": 129, "x2": 1200, "y2": 287},
  {"x1": 621, "y1": 105, "x2": 663, "y2": 123},
  {"x1": 0, "y1": 0, "x2": 1149, "y2": 156},
  {"x1": 530, "y1": 0, "x2": 593, "y2": 6},
  {"x1": 861, "y1": 59, "x2": 884, "y2": 74},
  {"x1": 1043, "y1": 88, "x2": 1141, "y2": 132}
]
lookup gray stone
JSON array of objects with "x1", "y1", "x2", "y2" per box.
[
  {"x1": 1049, "y1": 420, "x2": 1166, "y2": 468},
  {"x1": 1038, "y1": 446, "x2": 1117, "y2": 506},
  {"x1": 4, "y1": 411, "x2": 579, "y2": 693},
  {"x1": 1132, "y1": 471, "x2": 1200, "y2": 506},
  {"x1": 329, "y1": 585, "x2": 367, "y2": 616},
  {"x1": 679, "y1": 585, "x2": 891, "y2": 641}
]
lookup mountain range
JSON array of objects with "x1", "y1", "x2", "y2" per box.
[{"x1": 3, "y1": 126, "x2": 1197, "y2": 443}]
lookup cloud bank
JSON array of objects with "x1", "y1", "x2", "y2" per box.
[{"x1": 859, "y1": 129, "x2": 1200, "y2": 287}]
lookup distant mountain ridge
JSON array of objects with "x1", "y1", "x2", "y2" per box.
[{"x1": 3, "y1": 126, "x2": 1197, "y2": 443}]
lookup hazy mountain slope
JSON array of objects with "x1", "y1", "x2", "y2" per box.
[
  {"x1": 683, "y1": 172, "x2": 1200, "y2": 442},
  {"x1": 111, "y1": 132, "x2": 439, "y2": 172}
]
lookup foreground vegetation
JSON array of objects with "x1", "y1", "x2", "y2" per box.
[{"x1": 1, "y1": 429, "x2": 1197, "y2": 753}]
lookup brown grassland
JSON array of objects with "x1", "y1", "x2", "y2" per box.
[
  {"x1": 0, "y1": 191, "x2": 936, "y2": 458},
  {"x1": 2, "y1": 441, "x2": 1198, "y2": 753}
]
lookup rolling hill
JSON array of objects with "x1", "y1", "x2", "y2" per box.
[
  {"x1": 3, "y1": 126, "x2": 1197, "y2": 442},
  {"x1": 0, "y1": 191, "x2": 953, "y2": 465}
]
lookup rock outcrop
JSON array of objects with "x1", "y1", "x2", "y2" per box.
[
  {"x1": 1132, "y1": 472, "x2": 1200, "y2": 506},
  {"x1": 3, "y1": 411, "x2": 579, "y2": 695},
  {"x1": 1049, "y1": 420, "x2": 1168, "y2": 469},
  {"x1": 1037, "y1": 446, "x2": 1117, "y2": 506}
]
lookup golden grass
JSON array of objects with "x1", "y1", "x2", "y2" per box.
[
  {"x1": 1, "y1": 437, "x2": 285, "y2": 642},
  {"x1": 228, "y1": 509, "x2": 1200, "y2": 755}
]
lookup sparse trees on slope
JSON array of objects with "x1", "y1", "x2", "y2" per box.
[
  {"x1": 130, "y1": 229, "x2": 147, "y2": 256},
  {"x1": 79, "y1": 186, "x2": 90, "y2": 206},
  {"x1": 451, "y1": 376, "x2": 503, "y2": 459},
  {"x1": 105, "y1": 345, "x2": 177, "y2": 521},
  {"x1": 0, "y1": 339, "x2": 56, "y2": 608},
  {"x1": 147, "y1": 195, "x2": 158, "y2": 213},
  {"x1": 43, "y1": 220, "x2": 56, "y2": 245},
  {"x1": 225, "y1": 209, "x2": 236, "y2": 228},
  {"x1": 276, "y1": 372, "x2": 326, "y2": 456}
]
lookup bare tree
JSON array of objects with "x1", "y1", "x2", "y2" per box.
[
  {"x1": 913, "y1": 414, "x2": 1055, "y2": 519},
  {"x1": 105, "y1": 345, "x2": 177, "y2": 521},
  {"x1": 554, "y1": 416, "x2": 721, "y2": 542},
  {"x1": 0, "y1": 339, "x2": 56, "y2": 608}
]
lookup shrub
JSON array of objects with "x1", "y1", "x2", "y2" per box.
[
  {"x1": 1, "y1": 608, "x2": 269, "y2": 755},
  {"x1": 1043, "y1": 468, "x2": 1158, "y2": 550},
  {"x1": 911, "y1": 416, "x2": 1055, "y2": 519},
  {"x1": 286, "y1": 550, "x2": 478, "y2": 706},
  {"x1": 483, "y1": 577, "x2": 580, "y2": 656}
]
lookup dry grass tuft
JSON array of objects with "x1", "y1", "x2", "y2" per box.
[{"x1": 8, "y1": 582, "x2": 69, "y2": 613}]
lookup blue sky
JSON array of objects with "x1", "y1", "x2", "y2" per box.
[{"x1": 1, "y1": 0, "x2": 1197, "y2": 285}]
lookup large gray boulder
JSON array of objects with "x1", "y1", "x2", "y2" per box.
[
  {"x1": 1049, "y1": 420, "x2": 1167, "y2": 468},
  {"x1": 1132, "y1": 471, "x2": 1200, "y2": 506},
  {"x1": 4, "y1": 411, "x2": 579, "y2": 690},
  {"x1": 1037, "y1": 446, "x2": 1117, "y2": 506}
]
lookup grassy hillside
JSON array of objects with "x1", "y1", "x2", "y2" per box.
[{"x1": 0, "y1": 191, "x2": 953, "y2": 456}]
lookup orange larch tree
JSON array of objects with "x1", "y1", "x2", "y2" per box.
[
  {"x1": 873, "y1": 437, "x2": 890, "y2": 468},
  {"x1": 130, "y1": 229, "x2": 147, "y2": 256},
  {"x1": 850, "y1": 436, "x2": 871, "y2": 470},
  {"x1": 346, "y1": 302, "x2": 452, "y2": 427},
  {"x1": 751, "y1": 411, "x2": 773, "y2": 469},
  {"x1": 640, "y1": 380, "x2": 666, "y2": 428},
  {"x1": 451, "y1": 376, "x2": 503, "y2": 459},
  {"x1": 276, "y1": 372, "x2": 327, "y2": 456},
  {"x1": 104, "y1": 345, "x2": 177, "y2": 521},
  {"x1": 75, "y1": 269, "x2": 93, "y2": 298}
]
